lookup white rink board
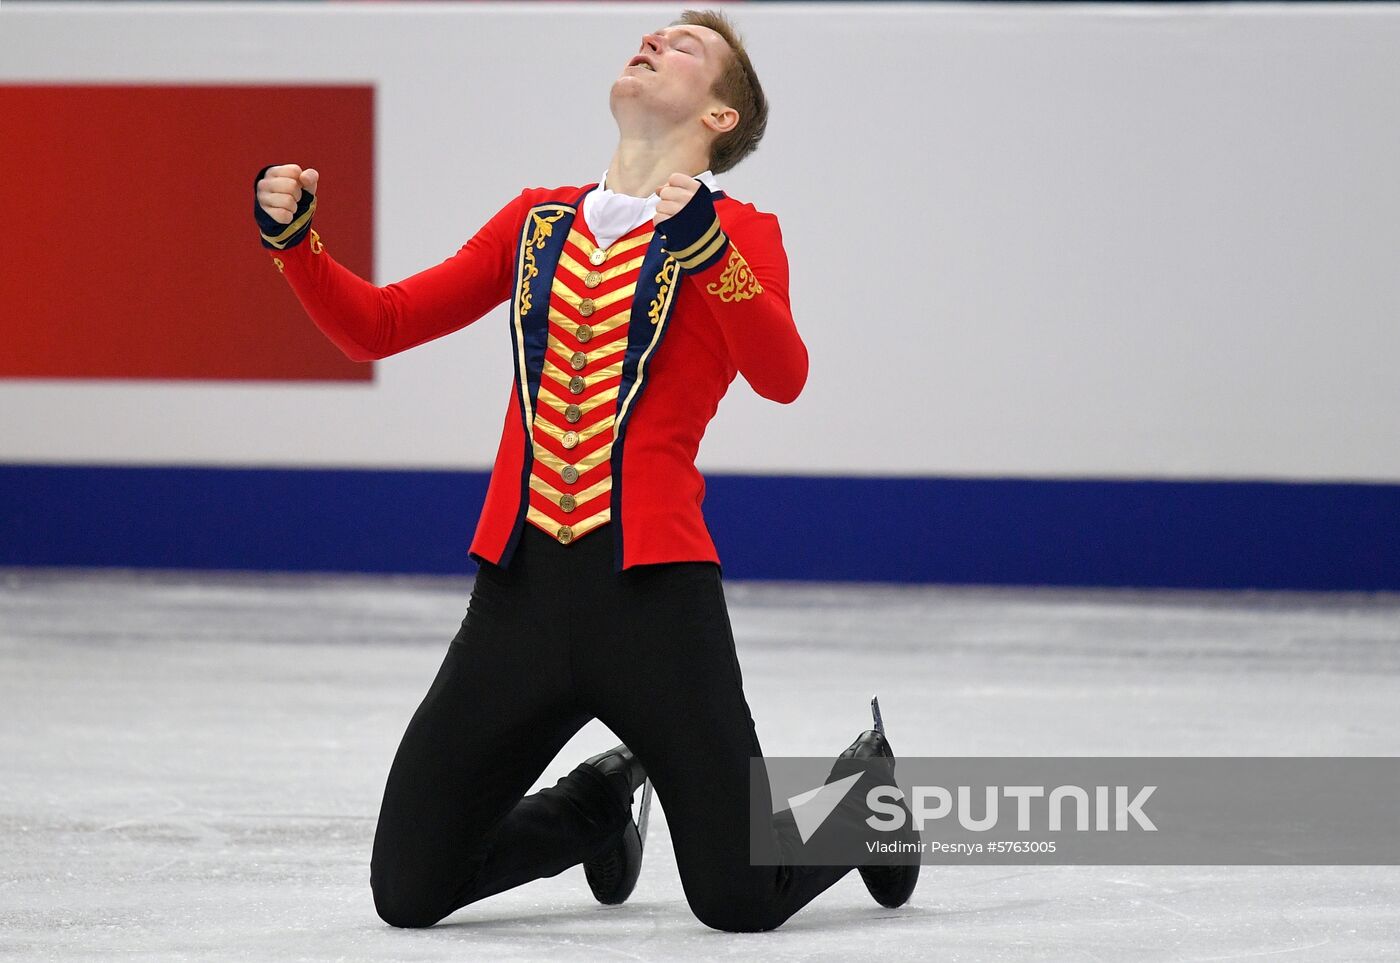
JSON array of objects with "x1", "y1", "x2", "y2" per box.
[{"x1": 3, "y1": 2, "x2": 1399, "y2": 482}]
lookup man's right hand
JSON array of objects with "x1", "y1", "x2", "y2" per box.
[{"x1": 257, "y1": 164, "x2": 319, "y2": 225}]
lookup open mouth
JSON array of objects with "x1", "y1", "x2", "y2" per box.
[{"x1": 627, "y1": 56, "x2": 657, "y2": 72}]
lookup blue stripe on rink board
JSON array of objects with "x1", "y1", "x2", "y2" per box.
[{"x1": 1, "y1": 464, "x2": 1397, "y2": 590}]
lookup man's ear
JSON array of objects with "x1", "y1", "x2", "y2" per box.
[{"x1": 704, "y1": 105, "x2": 739, "y2": 136}]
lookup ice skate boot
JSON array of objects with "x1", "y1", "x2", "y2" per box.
[
  {"x1": 581, "y1": 744, "x2": 654, "y2": 905},
  {"x1": 841, "y1": 697, "x2": 920, "y2": 908}
]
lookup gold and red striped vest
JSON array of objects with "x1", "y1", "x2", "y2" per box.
[{"x1": 523, "y1": 217, "x2": 655, "y2": 545}]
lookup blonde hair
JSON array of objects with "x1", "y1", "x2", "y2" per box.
[{"x1": 674, "y1": 9, "x2": 768, "y2": 174}]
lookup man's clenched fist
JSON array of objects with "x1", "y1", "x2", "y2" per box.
[
  {"x1": 649, "y1": 171, "x2": 728, "y2": 273},
  {"x1": 257, "y1": 164, "x2": 319, "y2": 225},
  {"x1": 653, "y1": 173, "x2": 702, "y2": 226}
]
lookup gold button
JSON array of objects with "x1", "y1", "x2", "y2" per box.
[
  {"x1": 556, "y1": 525, "x2": 574, "y2": 544},
  {"x1": 576, "y1": 324, "x2": 593, "y2": 343},
  {"x1": 589, "y1": 249, "x2": 607, "y2": 266},
  {"x1": 561, "y1": 465, "x2": 579, "y2": 484},
  {"x1": 570, "y1": 351, "x2": 587, "y2": 371},
  {"x1": 569, "y1": 375, "x2": 585, "y2": 394},
  {"x1": 560, "y1": 493, "x2": 577, "y2": 513},
  {"x1": 562, "y1": 430, "x2": 580, "y2": 449},
  {"x1": 584, "y1": 271, "x2": 602, "y2": 289},
  {"x1": 579, "y1": 298, "x2": 595, "y2": 317},
  {"x1": 565, "y1": 404, "x2": 582, "y2": 424}
]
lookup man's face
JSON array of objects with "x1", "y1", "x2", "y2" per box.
[{"x1": 611, "y1": 23, "x2": 731, "y2": 126}]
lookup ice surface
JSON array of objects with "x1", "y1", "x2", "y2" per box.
[{"x1": 2, "y1": 569, "x2": 1399, "y2": 961}]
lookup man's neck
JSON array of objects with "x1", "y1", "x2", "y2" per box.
[{"x1": 605, "y1": 132, "x2": 711, "y2": 198}]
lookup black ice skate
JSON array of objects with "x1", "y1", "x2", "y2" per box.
[
  {"x1": 581, "y1": 744, "x2": 654, "y2": 906},
  {"x1": 841, "y1": 696, "x2": 920, "y2": 909}
]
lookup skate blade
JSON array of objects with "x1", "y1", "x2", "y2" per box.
[{"x1": 635, "y1": 778, "x2": 654, "y2": 847}]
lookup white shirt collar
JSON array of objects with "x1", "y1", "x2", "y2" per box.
[
  {"x1": 583, "y1": 169, "x2": 720, "y2": 251},
  {"x1": 595, "y1": 169, "x2": 720, "y2": 196}
]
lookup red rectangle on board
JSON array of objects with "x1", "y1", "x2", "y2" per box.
[{"x1": 0, "y1": 84, "x2": 374, "y2": 381}]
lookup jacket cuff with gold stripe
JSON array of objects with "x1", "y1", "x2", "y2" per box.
[
  {"x1": 253, "y1": 164, "x2": 317, "y2": 251},
  {"x1": 658, "y1": 181, "x2": 730, "y2": 274}
]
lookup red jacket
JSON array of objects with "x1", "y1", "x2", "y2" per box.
[{"x1": 262, "y1": 183, "x2": 808, "y2": 571}]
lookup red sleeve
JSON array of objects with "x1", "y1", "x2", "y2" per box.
[
  {"x1": 263, "y1": 191, "x2": 528, "y2": 362},
  {"x1": 681, "y1": 210, "x2": 809, "y2": 404}
]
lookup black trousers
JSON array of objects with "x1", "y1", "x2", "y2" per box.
[{"x1": 369, "y1": 522, "x2": 857, "y2": 932}]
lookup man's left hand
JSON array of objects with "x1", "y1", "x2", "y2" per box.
[{"x1": 653, "y1": 173, "x2": 702, "y2": 226}]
